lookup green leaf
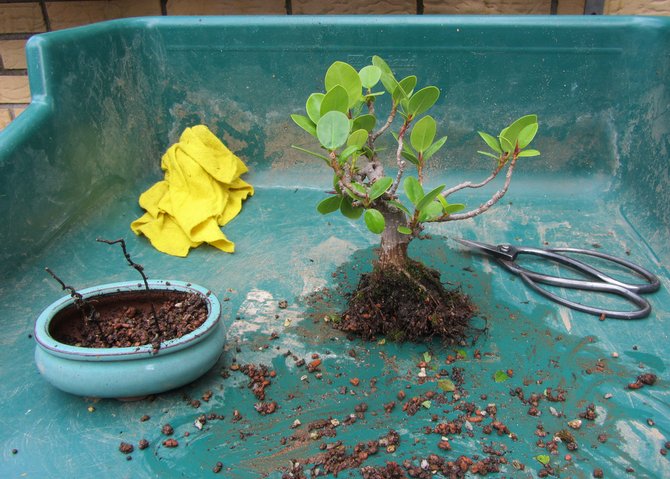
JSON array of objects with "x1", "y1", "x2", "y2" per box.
[
  {"x1": 517, "y1": 149, "x2": 541, "y2": 157},
  {"x1": 350, "y1": 102, "x2": 364, "y2": 119},
  {"x1": 364, "y1": 208, "x2": 385, "y2": 234},
  {"x1": 438, "y1": 379, "x2": 455, "y2": 392},
  {"x1": 443, "y1": 203, "x2": 465, "y2": 214},
  {"x1": 333, "y1": 174, "x2": 342, "y2": 192},
  {"x1": 410, "y1": 115, "x2": 437, "y2": 153},
  {"x1": 339, "y1": 145, "x2": 360, "y2": 162},
  {"x1": 478, "y1": 131, "x2": 502, "y2": 153},
  {"x1": 347, "y1": 129, "x2": 369, "y2": 149},
  {"x1": 364, "y1": 91, "x2": 385, "y2": 99},
  {"x1": 359, "y1": 65, "x2": 382, "y2": 89},
  {"x1": 397, "y1": 225, "x2": 412, "y2": 235},
  {"x1": 517, "y1": 122, "x2": 538, "y2": 149},
  {"x1": 404, "y1": 177, "x2": 424, "y2": 205},
  {"x1": 499, "y1": 134, "x2": 515, "y2": 154},
  {"x1": 371, "y1": 55, "x2": 392, "y2": 74},
  {"x1": 372, "y1": 56, "x2": 399, "y2": 95},
  {"x1": 408, "y1": 86, "x2": 440, "y2": 117},
  {"x1": 291, "y1": 114, "x2": 317, "y2": 137},
  {"x1": 380, "y1": 74, "x2": 400, "y2": 97},
  {"x1": 350, "y1": 182, "x2": 367, "y2": 196},
  {"x1": 423, "y1": 135, "x2": 448, "y2": 161},
  {"x1": 421, "y1": 400, "x2": 432, "y2": 409},
  {"x1": 316, "y1": 111, "x2": 350, "y2": 151},
  {"x1": 402, "y1": 150, "x2": 420, "y2": 165},
  {"x1": 317, "y1": 196, "x2": 342, "y2": 214},
  {"x1": 397, "y1": 139, "x2": 420, "y2": 165},
  {"x1": 369, "y1": 176, "x2": 393, "y2": 200},
  {"x1": 352, "y1": 114, "x2": 376, "y2": 133},
  {"x1": 416, "y1": 184, "x2": 446, "y2": 213},
  {"x1": 291, "y1": 145, "x2": 330, "y2": 163},
  {"x1": 306, "y1": 93, "x2": 324, "y2": 123},
  {"x1": 393, "y1": 75, "x2": 417, "y2": 103},
  {"x1": 320, "y1": 85, "x2": 349, "y2": 116},
  {"x1": 423, "y1": 351, "x2": 432, "y2": 363},
  {"x1": 535, "y1": 455, "x2": 551, "y2": 466},
  {"x1": 325, "y1": 61, "x2": 362, "y2": 109},
  {"x1": 500, "y1": 114, "x2": 538, "y2": 150},
  {"x1": 477, "y1": 150, "x2": 500, "y2": 159},
  {"x1": 420, "y1": 201, "x2": 444, "y2": 221},
  {"x1": 400, "y1": 76, "x2": 417, "y2": 96},
  {"x1": 389, "y1": 200, "x2": 411, "y2": 215},
  {"x1": 340, "y1": 195, "x2": 363, "y2": 219},
  {"x1": 494, "y1": 370, "x2": 510, "y2": 383},
  {"x1": 456, "y1": 349, "x2": 467, "y2": 359}
]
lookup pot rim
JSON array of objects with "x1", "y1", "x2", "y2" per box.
[{"x1": 34, "y1": 280, "x2": 222, "y2": 361}]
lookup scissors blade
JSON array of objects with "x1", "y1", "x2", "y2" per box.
[{"x1": 453, "y1": 238, "x2": 517, "y2": 261}]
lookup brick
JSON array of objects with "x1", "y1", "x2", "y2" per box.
[
  {"x1": 167, "y1": 0, "x2": 286, "y2": 15},
  {"x1": 0, "y1": 4, "x2": 46, "y2": 34},
  {"x1": 605, "y1": 0, "x2": 670, "y2": 15},
  {"x1": 557, "y1": 0, "x2": 586, "y2": 14},
  {"x1": 0, "y1": 40, "x2": 28, "y2": 70},
  {"x1": 0, "y1": 107, "x2": 12, "y2": 131},
  {"x1": 0, "y1": 75, "x2": 30, "y2": 104},
  {"x1": 292, "y1": 0, "x2": 415, "y2": 14},
  {"x1": 424, "y1": 0, "x2": 551, "y2": 14},
  {"x1": 11, "y1": 105, "x2": 28, "y2": 119},
  {"x1": 46, "y1": 1, "x2": 162, "y2": 30}
]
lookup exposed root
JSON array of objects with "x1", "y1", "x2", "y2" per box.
[{"x1": 336, "y1": 259, "x2": 476, "y2": 343}]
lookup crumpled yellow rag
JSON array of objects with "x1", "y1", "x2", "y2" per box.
[{"x1": 131, "y1": 125, "x2": 254, "y2": 257}]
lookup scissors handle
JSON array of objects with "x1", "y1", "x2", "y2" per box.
[
  {"x1": 517, "y1": 270, "x2": 651, "y2": 320},
  {"x1": 545, "y1": 247, "x2": 660, "y2": 294},
  {"x1": 498, "y1": 247, "x2": 659, "y2": 320}
]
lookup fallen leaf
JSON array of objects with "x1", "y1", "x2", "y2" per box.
[{"x1": 438, "y1": 379, "x2": 455, "y2": 392}]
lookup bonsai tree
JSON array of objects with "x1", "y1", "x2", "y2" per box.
[{"x1": 291, "y1": 56, "x2": 540, "y2": 343}]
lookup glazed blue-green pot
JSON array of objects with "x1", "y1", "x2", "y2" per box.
[{"x1": 34, "y1": 280, "x2": 224, "y2": 398}]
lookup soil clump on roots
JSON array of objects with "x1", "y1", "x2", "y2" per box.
[{"x1": 336, "y1": 259, "x2": 476, "y2": 343}]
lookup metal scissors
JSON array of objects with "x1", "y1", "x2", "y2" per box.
[{"x1": 455, "y1": 238, "x2": 661, "y2": 320}]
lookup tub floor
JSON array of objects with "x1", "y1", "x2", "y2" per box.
[{"x1": 2, "y1": 181, "x2": 669, "y2": 478}]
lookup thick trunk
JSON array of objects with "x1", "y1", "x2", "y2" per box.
[{"x1": 377, "y1": 203, "x2": 411, "y2": 269}]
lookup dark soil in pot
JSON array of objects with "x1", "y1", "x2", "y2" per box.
[{"x1": 49, "y1": 290, "x2": 208, "y2": 350}]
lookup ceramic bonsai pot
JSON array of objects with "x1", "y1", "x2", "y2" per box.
[{"x1": 34, "y1": 280, "x2": 224, "y2": 398}]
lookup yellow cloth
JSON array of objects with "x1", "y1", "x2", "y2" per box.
[{"x1": 131, "y1": 125, "x2": 254, "y2": 257}]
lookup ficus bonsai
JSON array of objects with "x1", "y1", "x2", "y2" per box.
[{"x1": 291, "y1": 56, "x2": 540, "y2": 342}]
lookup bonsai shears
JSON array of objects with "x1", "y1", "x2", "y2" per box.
[{"x1": 454, "y1": 238, "x2": 661, "y2": 320}]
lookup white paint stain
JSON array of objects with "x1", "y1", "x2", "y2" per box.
[
  {"x1": 558, "y1": 306, "x2": 573, "y2": 333},
  {"x1": 298, "y1": 236, "x2": 358, "y2": 296}
]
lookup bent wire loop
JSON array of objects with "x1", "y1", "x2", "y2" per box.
[{"x1": 455, "y1": 239, "x2": 661, "y2": 320}]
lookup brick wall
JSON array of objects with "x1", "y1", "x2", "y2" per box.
[{"x1": 1, "y1": 0, "x2": 669, "y2": 131}]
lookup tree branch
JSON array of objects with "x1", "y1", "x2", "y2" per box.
[
  {"x1": 330, "y1": 152, "x2": 367, "y2": 200},
  {"x1": 96, "y1": 238, "x2": 149, "y2": 290},
  {"x1": 97, "y1": 238, "x2": 163, "y2": 351},
  {"x1": 441, "y1": 162, "x2": 504, "y2": 199},
  {"x1": 389, "y1": 122, "x2": 410, "y2": 196},
  {"x1": 366, "y1": 93, "x2": 375, "y2": 117},
  {"x1": 371, "y1": 104, "x2": 397, "y2": 143},
  {"x1": 338, "y1": 170, "x2": 368, "y2": 200},
  {"x1": 439, "y1": 156, "x2": 518, "y2": 222},
  {"x1": 45, "y1": 267, "x2": 107, "y2": 343}
]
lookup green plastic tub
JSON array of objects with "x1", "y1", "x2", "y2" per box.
[{"x1": 1, "y1": 16, "x2": 669, "y2": 478}]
